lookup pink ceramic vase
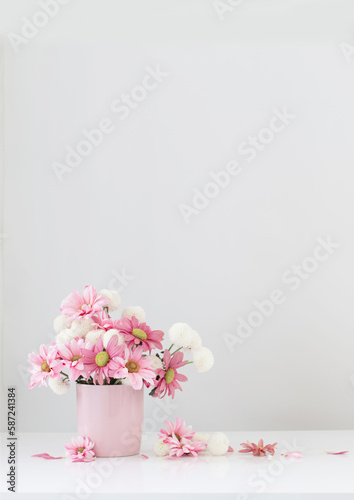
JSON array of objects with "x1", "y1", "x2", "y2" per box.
[{"x1": 76, "y1": 384, "x2": 144, "y2": 457}]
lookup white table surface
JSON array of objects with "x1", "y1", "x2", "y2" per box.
[{"x1": 1, "y1": 430, "x2": 354, "y2": 498}]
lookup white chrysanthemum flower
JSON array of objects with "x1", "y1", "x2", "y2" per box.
[
  {"x1": 193, "y1": 347, "x2": 214, "y2": 373},
  {"x1": 193, "y1": 433, "x2": 210, "y2": 443},
  {"x1": 85, "y1": 330, "x2": 103, "y2": 344},
  {"x1": 168, "y1": 323, "x2": 201, "y2": 350},
  {"x1": 207, "y1": 432, "x2": 229, "y2": 456},
  {"x1": 153, "y1": 438, "x2": 170, "y2": 457},
  {"x1": 121, "y1": 377, "x2": 132, "y2": 386},
  {"x1": 53, "y1": 314, "x2": 71, "y2": 334},
  {"x1": 102, "y1": 329, "x2": 125, "y2": 348},
  {"x1": 56, "y1": 328, "x2": 76, "y2": 344},
  {"x1": 99, "y1": 289, "x2": 121, "y2": 312},
  {"x1": 145, "y1": 354, "x2": 163, "y2": 371},
  {"x1": 48, "y1": 377, "x2": 70, "y2": 395},
  {"x1": 186, "y1": 329, "x2": 202, "y2": 352},
  {"x1": 121, "y1": 306, "x2": 146, "y2": 323},
  {"x1": 70, "y1": 317, "x2": 96, "y2": 338}
]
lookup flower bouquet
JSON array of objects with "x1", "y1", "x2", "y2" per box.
[{"x1": 28, "y1": 286, "x2": 214, "y2": 456}]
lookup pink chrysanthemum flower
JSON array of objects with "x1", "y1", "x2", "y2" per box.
[
  {"x1": 60, "y1": 286, "x2": 109, "y2": 321},
  {"x1": 28, "y1": 344, "x2": 62, "y2": 389},
  {"x1": 168, "y1": 437, "x2": 207, "y2": 458},
  {"x1": 153, "y1": 350, "x2": 188, "y2": 399},
  {"x1": 119, "y1": 346, "x2": 156, "y2": 390},
  {"x1": 93, "y1": 310, "x2": 121, "y2": 331},
  {"x1": 80, "y1": 335, "x2": 126, "y2": 385},
  {"x1": 57, "y1": 339, "x2": 86, "y2": 381},
  {"x1": 118, "y1": 316, "x2": 164, "y2": 353},
  {"x1": 64, "y1": 436, "x2": 95, "y2": 462},
  {"x1": 158, "y1": 417, "x2": 195, "y2": 444},
  {"x1": 238, "y1": 439, "x2": 277, "y2": 456}
]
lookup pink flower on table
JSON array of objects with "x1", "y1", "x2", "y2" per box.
[
  {"x1": 168, "y1": 437, "x2": 207, "y2": 458},
  {"x1": 56, "y1": 339, "x2": 86, "y2": 381},
  {"x1": 156, "y1": 418, "x2": 207, "y2": 458},
  {"x1": 60, "y1": 286, "x2": 109, "y2": 321},
  {"x1": 118, "y1": 316, "x2": 164, "y2": 353},
  {"x1": 153, "y1": 350, "x2": 188, "y2": 399},
  {"x1": 80, "y1": 335, "x2": 126, "y2": 385},
  {"x1": 64, "y1": 436, "x2": 95, "y2": 462},
  {"x1": 158, "y1": 417, "x2": 195, "y2": 444},
  {"x1": 28, "y1": 344, "x2": 62, "y2": 389},
  {"x1": 238, "y1": 439, "x2": 277, "y2": 456},
  {"x1": 119, "y1": 346, "x2": 156, "y2": 390}
]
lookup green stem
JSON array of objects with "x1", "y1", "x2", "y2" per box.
[
  {"x1": 168, "y1": 344, "x2": 174, "y2": 351},
  {"x1": 184, "y1": 361, "x2": 193, "y2": 365},
  {"x1": 171, "y1": 346, "x2": 183, "y2": 355}
]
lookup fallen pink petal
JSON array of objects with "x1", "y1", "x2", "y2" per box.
[
  {"x1": 324, "y1": 451, "x2": 349, "y2": 455},
  {"x1": 284, "y1": 451, "x2": 303, "y2": 459},
  {"x1": 141, "y1": 454, "x2": 149, "y2": 459},
  {"x1": 227, "y1": 446, "x2": 234, "y2": 453},
  {"x1": 32, "y1": 453, "x2": 65, "y2": 460}
]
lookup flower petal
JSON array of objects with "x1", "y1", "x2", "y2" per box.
[
  {"x1": 284, "y1": 451, "x2": 303, "y2": 459},
  {"x1": 32, "y1": 453, "x2": 65, "y2": 460},
  {"x1": 324, "y1": 451, "x2": 349, "y2": 455}
]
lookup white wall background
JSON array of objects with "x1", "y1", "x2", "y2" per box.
[{"x1": 1, "y1": 0, "x2": 354, "y2": 433}]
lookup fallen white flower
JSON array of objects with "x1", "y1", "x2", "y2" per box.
[
  {"x1": 193, "y1": 433, "x2": 210, "y2": 443},
  {"x1": 153, "y1": 438, "x2": 170, "y2": 457},
  {"x1": 207, "y1": 432, "x2": 229, "y2": 456}
]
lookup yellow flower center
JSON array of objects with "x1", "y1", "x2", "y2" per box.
[
  {"x1": 71, "y1": 355, "x2": 82, "y2": 362},
  {"x1": 95, "y1": 351, "x2": 109, "y2": 367},
  {"x1": 165, "y1": 368, "x2": 175, "y2": 384},
  {"x1": 40, "y1": 361, "x2": 51, "y2": 372},
  {"x1": 126, "y1": 360, "x2": 139, "y2": 373},
  {"x1": 77, "y1": 447, "x2": 85, "y2": 453},
  {"x1": 132, "y1": 328, "x2": 148, "y2": 341}
]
